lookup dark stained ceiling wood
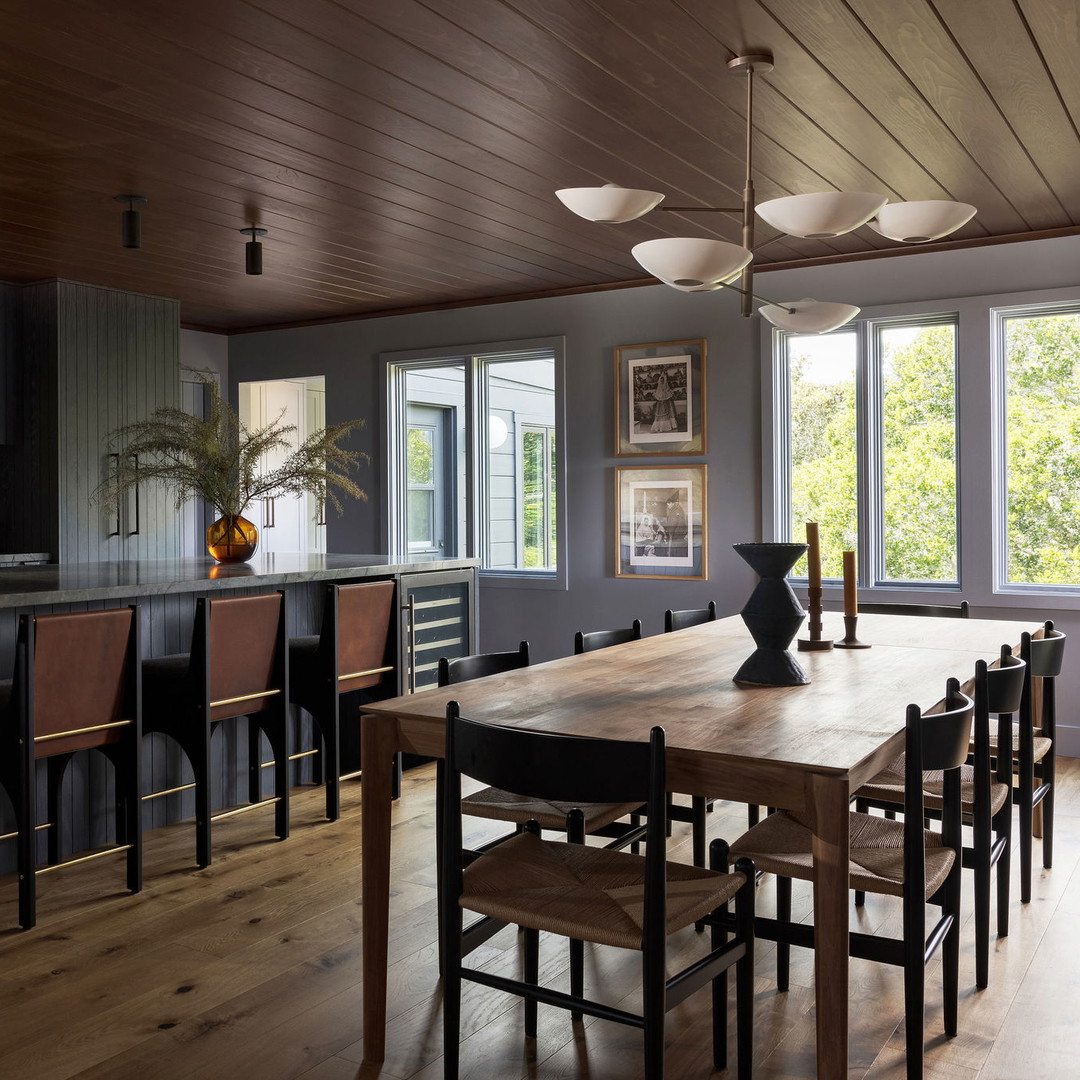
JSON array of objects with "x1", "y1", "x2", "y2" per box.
[{"x1": 0, "y1": 0, "x2": 1076, "y2": 331}]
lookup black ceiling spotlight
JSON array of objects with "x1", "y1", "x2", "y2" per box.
[
  {"x1": 114, "y1": 194, "x2": 147, "y2": 249},
  {"x1": 239, "y1": 226, "x2": 268, "y2": 275}
]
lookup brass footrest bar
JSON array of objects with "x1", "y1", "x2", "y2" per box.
[
  {"x1": 339, "y1": 769, "x2": 363, "y2": 781},
  {"x1": 339, "y1": 664, "x2": 394, "y2": 681},
  {"x1": 209, "y1": 688, "x2": 281, "y2": 709},
  {"x1": 211, "y1": 797, "x2": 281, "y2": 822},
  {"x1": 0, "y1": 822, "x2": 54, "y2": 842},
  {"x1": 35, "y1": 844, "x2": 133, "y2": 875},
  {"x1": 142, "y1": 782, "x2": 197, "y2": 801},
  {"x1": 258, "y1": 748, "x2": 320, "y2": 768},
  {"x1": 34, "y1": 719, "x2": 131, "y2": 743}
]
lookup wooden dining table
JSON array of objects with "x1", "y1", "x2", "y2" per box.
[{"x1": 358, "y1": 611, "x2": 1035, "y2": 1078}]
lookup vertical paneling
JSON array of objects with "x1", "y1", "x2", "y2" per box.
[{"x1": 54, "y1": 281, "x2": 181, "y2": 563}]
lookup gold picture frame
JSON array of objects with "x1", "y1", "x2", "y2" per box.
[
  {"x1": 614, "y1": 338, "x2": 706, "y2": 456},
  {"x1": 615, "y1": 464, "x2": 707, "y2": 579}
]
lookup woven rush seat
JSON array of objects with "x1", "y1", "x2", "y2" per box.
[
  {"x1": 461, "y1": 788, "x2": 642, "y2": 831},
  {"x1": 461, "y1": 830, "x2": 745, "y2": 950},
  {"x1": 856, "y1": 755, "x2": 1010, "y2": 817},
  {"x1": 732, "y1": 808, "x2": 955, "y2": 900},
  {"x1": 980, "y1": 730, "x2": 1052, "y2": 762}
]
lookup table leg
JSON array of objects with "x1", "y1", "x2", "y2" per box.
[
  {"x1": 808, "y1": 771, "x2": 851, "y2": 1080},
  {"x1": 361, "y1": 712, "x2": 398, "y2": 1063}
]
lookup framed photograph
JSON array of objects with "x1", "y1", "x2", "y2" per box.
[
  {"x1": 614, "y1": 339, "x2": 706, "y2": 456},
  {"x1": 616, "y1": 464, "x2": 707, "y2": 579}
]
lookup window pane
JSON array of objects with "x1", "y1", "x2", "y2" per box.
[
  {"x1": 788, "y1": 333, "x2": 857, "y2": 578},
  {"x1": 407, "y1": 428, "x2": 434, "y2": 485},
  {"x1": 1003, "y1": 311, "x2": 1080, "y2": 585},
  {"x1": 484, "y1": 357, "x2": 556, "y2": 571},
  {"x1": 407, "y1": 490, "x2": 433, "y2": 547},
  {"x1": 880, "y1": 323, "x2": 958, "y2": 583},
  {"x1": 521, "y1": 430, "x2": 544, "y2": 567}
]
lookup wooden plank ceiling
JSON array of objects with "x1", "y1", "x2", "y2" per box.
[{"x1": 0, "y1": 0, "x2": 1077, "y2": 332}]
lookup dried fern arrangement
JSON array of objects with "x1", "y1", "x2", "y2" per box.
[{"x1": 94, "y1": 372, "x2": 368, "y2": 557}]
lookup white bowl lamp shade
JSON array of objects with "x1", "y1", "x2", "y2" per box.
[
  {"x1": 631, "y1": 237, "x2": 752, "y2": 289},
  {"x1": 867, "y1": 200, "x2": 977, "y2": 243},
  {"x1": 554, "y1": 185, "x2": 665, "y2": 223},
  {"x1": 759, "y1": 298, "x2": 861, "y2": 334},
  {"x1": 756, "y1": 191, "x2": 887, "y2": 239}
]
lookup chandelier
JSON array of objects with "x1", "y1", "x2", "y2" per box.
[{"x1": 556, "y1": 54, "x2": 976, "y2": 334}]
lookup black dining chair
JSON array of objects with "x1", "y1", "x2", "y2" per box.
[
  {"x1": 854, "y1": 647, "x2": 1026, "y2": 988},
  {"x1": 440, "y1": 702, "x2": 756, "y2": 1080},
  {"x1": 732, "y1": 679, "x2": 973, "y2": 1080}
]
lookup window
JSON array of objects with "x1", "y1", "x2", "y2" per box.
[
  {"x1": 775, "y1": 315, "x2": 959, "y2": 586},
  {"x1": 997, "y1": 305, "x2": 1080, "y2": 589},
  {"x1": 385, "y1": 339, "x2": 564, "y2": 585}
]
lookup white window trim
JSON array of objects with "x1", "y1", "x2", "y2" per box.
[
  {"x1": 992, "y1": 299, "x2": 1080, "y2": 597},
  {"x1": 762, "y1": 284, "x2": 1080, "y2": 612},
  {"x1": 768, "y1": 312, "x2": 960, "y2": 590},
  {"x1": 382, "y1": 336, "x2": 567, "y2": 591}
]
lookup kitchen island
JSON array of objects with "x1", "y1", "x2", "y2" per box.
[{"x1": 0, "y1": 554, "x2": 478, "y2": 871}]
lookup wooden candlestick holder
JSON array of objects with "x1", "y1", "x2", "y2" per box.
[
  {"x1": 797, "y1": 586, "x2": 833, "y2": 651},
  {"x1": 834, "y1": 614, "x2": 871, "y2": 649}
]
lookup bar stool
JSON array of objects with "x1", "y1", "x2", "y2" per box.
[
  {"x1": 0, "y1": 606, "x2": 142, "y2": 929},
  {"x1": 142, "y1": 592, "x2": 288, "y2": 868},
  {"x1": 288, "y1": 580, "x2": 397, "y2": 819}
]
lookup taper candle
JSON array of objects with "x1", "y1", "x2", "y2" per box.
[
  {"x1": 806, "y1": 522, "x2": 821, "y2": 589},
  {"x1": 842, "y1": 549, "x2": 857, "y2": 616}
]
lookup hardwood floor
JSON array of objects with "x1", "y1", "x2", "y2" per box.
[{"x1": 2, "y1": 759, "x2": 1078, "y2": 1080}]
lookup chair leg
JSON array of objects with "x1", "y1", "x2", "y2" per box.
[
  {"x1": 691, "y1": 796, "x2": 707, "y2": 868},
  {"x1": 943, "y1": 877, "x2": 961, "y2": 1039},
  {"x1": 746, "y1": 804, "x2": 759, "y2": 828},
  {"x1": 194, "y1": 746, "x2": 212, "y2": 869},
  {"x1": 321, "y1": 693, "x2": 341, "y2": 821},
  {"x1": 247, "y1": 718, "x2": 263, "y2": 804},
  {"x1": 776, "y1": 875, "x2": 791, "y2": 992},
  {"x1": 16, "y1": 767, "x2": 35, "y2": 930},
  {"x1": 45, "y1": 756, "x2": 67, "y2": 865},
  {"x1": 710, "y1": 839, "x2": 729, "y2": 1071},
  {"x1": 266, "y1": 707, "x2": 291, "y2": 842},
  {"x1": 642, "y1": 951, "x2": 665, "y2": 1080},
  {"x1": 567, "y1": 807, "x2": 585, "y2": 1018},
  {"x1": 630, "y1": 811, "x2": 642, "y2": 855},
  {"x1": 523, "y1": 927, "x2": 539, "y2": 1039},
  {"x1": 974, "y1": 820, "x2": 991, "y2": 990},
  {"x1": 903, "y1": 929, "x2": 925, "y2": 1080},
  {"x1": 1042, "y1": 764, "x2": 1055, "y2": 871},
  {"x1": 996, "y1": 811, "x2": 1011, "y2": 939},
  {"x1": 734, "y1": 857, "x2": 756, "y2": 1080},
  {"x1": 441, "y1": 882, "x2": 462, "y2": 1080},
  {"x1": 1018, "y1": 769, "x2": 1034, "y2": 904}
]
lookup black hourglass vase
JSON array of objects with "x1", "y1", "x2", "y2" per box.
[{"x1": 732, "y1": 542, "x2": 810, "y2": 687}]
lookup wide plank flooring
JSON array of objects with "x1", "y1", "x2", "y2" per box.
[{"x1": 2, "y1": 759, "x2": 1079, "y2": 1080}]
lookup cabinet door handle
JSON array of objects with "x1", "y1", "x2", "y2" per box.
[
  {"x1": 405, "y1": 595, "x2": 417, "y2": 694},
  {"x1": 129, "y1": 453, "x2": 140, "y2": 535},
  {"x1": 264, "y1": 495, "x2": 276, "y2": 528},
  {"x1": 109, "y1": 454, "x2": 121, "y2": 537}
]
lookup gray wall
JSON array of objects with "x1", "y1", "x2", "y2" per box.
[{"x1": 228, "y1": 233, "x2": 1080, "y2": 755}]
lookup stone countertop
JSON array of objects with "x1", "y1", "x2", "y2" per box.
[{"x1": 0, "y1": 554, "x2": 479, "y2": 608}]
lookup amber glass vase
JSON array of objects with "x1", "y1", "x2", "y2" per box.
[{"x1": 206, "y1": 514, "x2": 259, "y2": 563}]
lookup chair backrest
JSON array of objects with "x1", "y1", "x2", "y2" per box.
[
  {"x1": 665, "y1": 602, "x2": 717, "y2": 634},
  {"x1": 574, "y1": 619, "x2": 643, "y2": 654},
  {"x1": 859, "y1": 600, "x2": 969, "y2": 618},
  {"x1": 438, "y1": 641, "x2": 529, "y2": 687},
  {"x1": 983, "y1": 648, "x2": 1026, "y2": 716},
  {"x1": 902, "y1": 679, "x2": 973, "y2": 898},
  {"x1": 17, "y1": 607, "x2": 139, "y2": 758},
  {"x1": 909, "y1": 678, "x2": 974, "y2": 775},
  {"x1": 973, "y1": 649, "x2": 1026, "y2": 785},
  {"x1": 441, "y1": 703, "x2": 669, "y2": 947},
  {"x1": 195, "y1": 592, "x2": 286, "y2": 722},
  {"x1": 1029, "y1": 621, "x2": 1066, "y2": 679},
  {"x1": 333, "y1": 581, "x2": 396, "y2": 693}
]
